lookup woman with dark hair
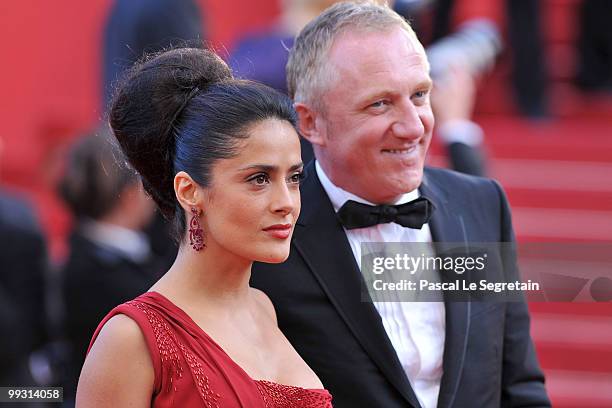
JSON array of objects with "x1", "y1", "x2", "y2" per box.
[{"x1": 76, "y1": 48, "x2": 332, "y2": 407}]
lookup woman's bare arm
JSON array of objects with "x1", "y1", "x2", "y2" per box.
[{"x1": 76, "y1": 314, "x2": 154, "y2": 407}]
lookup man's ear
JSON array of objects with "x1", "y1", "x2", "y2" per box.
[
  {"x1": 174, "y1": 171, "x2": 202, "y2": 213},
  {"x1": 294, "y1": 102, "x2": 326, "y2": 147}
]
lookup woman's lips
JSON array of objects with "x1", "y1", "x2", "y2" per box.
[{"x1": 263, "y1": 224, "x2": 292, "y2": 239}]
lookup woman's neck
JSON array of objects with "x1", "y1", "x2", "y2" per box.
[{"x1": 152, "y1": 242, "x2": 253, "y2": 310}]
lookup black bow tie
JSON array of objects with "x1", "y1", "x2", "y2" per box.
[{"x1": 337, "y1": 197, "x2": 434, "y2": 230}]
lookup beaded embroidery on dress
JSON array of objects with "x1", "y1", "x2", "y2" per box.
[{"x1": 88, "y1": 292, "x2": 333, "y2": 407}]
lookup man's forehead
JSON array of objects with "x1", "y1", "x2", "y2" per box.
[
  {"x1": 327, "y1": 26, "x2": 426, "y2": 67},
  {"x1": 331, "y1": 25, "x2": 421, "y2": 50},
  {"x1": 326, "y1": 27, "x2": 429, "y2": 78}
]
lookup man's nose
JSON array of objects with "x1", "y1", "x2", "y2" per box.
[{"x1": 391, "y1": 100, "x2": 425, "y2": 140}]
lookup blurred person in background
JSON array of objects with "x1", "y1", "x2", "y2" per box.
[
  {"x1": 504, "y1": 0, "x2": 550, "y2": 118},
  {"x1": 0, "y1": 137, "x2": 49, "y2": 386},
  {"x1": 230, "y1": 0, "x2": 340, "y2": 95},
  {"x1": 575, "y1": 0, "x2": 612, "y2": 92},
  {"x1": 230, "y1": 0, "x2": 341, "y2": 164},
  {"x1": 58, "y1": 128, "x2": 160, "y2": 402},
  {"x1": 103, "y1": 0, "x2": 205, "y2": 107},
  {"x1": 430, "y1": 63, "x2": 487, "y2": 176}
]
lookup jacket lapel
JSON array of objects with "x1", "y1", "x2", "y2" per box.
[
  {"x1": 294, "y1": 163, "x2": 422, "y2": 407},
  {"x1": 420, "y1": 171, "x2": 470, "y2": 408}
]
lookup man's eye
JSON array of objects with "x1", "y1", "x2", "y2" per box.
[
  {"x1": 370, "y1": 100, "x2": 389, "y2": 108},
  {"x1": 413, "y1": 90, "x2": 427, "y2": 99}
]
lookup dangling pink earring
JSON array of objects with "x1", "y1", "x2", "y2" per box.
[{"x1": 189, "y1": 207, "x2": 205, "y2": 251}]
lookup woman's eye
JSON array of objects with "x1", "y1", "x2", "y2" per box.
[
  {"x1": 288, "y1": 172, "x2": 304, "y2": 184},
  {"x1": 250, "y1": 174, "x2": 270, "y2": 185}
]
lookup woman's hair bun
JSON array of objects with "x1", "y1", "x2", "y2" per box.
[{"x1": 109, "y1": 47, "x2": 232, "y2": 219}]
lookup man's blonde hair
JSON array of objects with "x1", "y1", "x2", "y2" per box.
[{"x1": 286, "y1": 1, "x2": 425, "y2": 106}]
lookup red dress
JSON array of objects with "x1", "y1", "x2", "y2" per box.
[{"x1": 89, "y1": 292, "x2": 333, "y2": 407}]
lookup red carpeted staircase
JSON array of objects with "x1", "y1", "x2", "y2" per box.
[
  {"x1": 431, "y1": 1, "x2": 612, "y2": 405},
  {"x1": 484, "y1": 116, "x2": 612, "y2": 408}
]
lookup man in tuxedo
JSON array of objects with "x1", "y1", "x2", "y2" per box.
[{"x1": 251, "y1": 2, "x2": 550, "y2": 407}]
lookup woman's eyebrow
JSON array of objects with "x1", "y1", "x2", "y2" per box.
[
  {"x1": 238, "y1": 164, "x2": 277, "y2": 172},
  {"x1": 289, "y1": 162, "x2": 304, "y2": 171},
  {"x1": 238, "y1": 162, "x2": 304, "y2": 172}
]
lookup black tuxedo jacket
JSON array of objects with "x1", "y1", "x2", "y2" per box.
[
  {"x1": 0, "y1": 192, "x2": 48, "y2": 383},
  {"x1": 61, "y1": 230, "x2": 160, "y2": 398},
  {"x1": 251, "y1": 164, "x2": 550, "y2": 408}
]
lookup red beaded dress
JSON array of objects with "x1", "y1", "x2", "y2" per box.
[{"x1": 88, "y1": 292, "x2": 333, "y2": 407}]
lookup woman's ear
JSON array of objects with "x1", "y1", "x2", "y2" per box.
[
  {"x1": 294, "y1": 102, "x2": 327, "y2": 147},
  {"x1": 174, "y1": 171, "x2": 202, "y2": 212}
]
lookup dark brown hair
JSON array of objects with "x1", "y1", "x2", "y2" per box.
[
  {"x1": 109, "y1": 47, "x2": 297, "y2": 241},
  {"x1": 59, "y1": 127, "x2": 138, "y2": 220}
]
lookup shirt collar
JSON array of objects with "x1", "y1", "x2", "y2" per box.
[
  {"x1": 314, "y1": 160, "x2": 420, "y2": 213},
  {"x1": 81, "y1": 219, "x2": 152, "y2": 263}
]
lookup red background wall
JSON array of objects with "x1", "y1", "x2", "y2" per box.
[{"x1": 0, "y1": 0, "x2": 280, "y2": 260}]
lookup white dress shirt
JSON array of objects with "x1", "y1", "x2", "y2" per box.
[
  {"x1": 81, "y1": 219, "x2": 152, "y2": 264},
  {"x1": 316, "y1": 161, "x2": 445, "y2": 408}
]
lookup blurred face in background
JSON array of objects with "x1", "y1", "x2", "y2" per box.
[
  {"x1": 200, "y1": 119, "x2": 302, "y2": 264},
  {"x1": 282, "y1": 0, "x2": 347, "y2": 34},
  {"x1": 310, "y1": 26, "x2": 434, "y2": 204},
  {"x1": 120, "y1": 181, "x2": 156, "y2": 230},
  {"x1": 59, "y1": 132, "x2": 156, "y2": 232}
]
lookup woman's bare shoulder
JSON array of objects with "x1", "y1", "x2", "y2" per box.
[
  {"x1": 250, "y1": 287, "x2": 277, "y2": 325},
  {"x1": 76, "y1": 314, "x2": 154, "y2": 407}
]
